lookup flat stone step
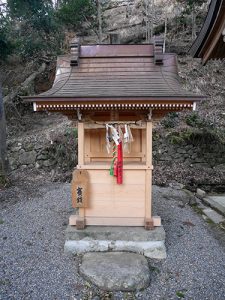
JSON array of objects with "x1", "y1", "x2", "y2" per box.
[
  {"x1": 203, "y1": 195, "x2": 225, "y2": 216},
  {"x1": 80, "y1": 252, "x2": 150, "y2": 291},
  {"x1": 64, "y1": 226, "x2": 166, "y2": 259},
  {"x1": 202, "y1": 208, "x2": 225, "y2": 224},
  {"x1": 65, "y1": 225, "x2": 165, "y2": 241}
]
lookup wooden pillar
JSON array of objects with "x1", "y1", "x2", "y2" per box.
[
  {"x1": 145, "y1": 121, "x2": 154, "y2": 230},
  {"x1": 77, "y1": 122, "x2": 85, "y2": 229}
]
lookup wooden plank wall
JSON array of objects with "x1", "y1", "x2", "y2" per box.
[
  {"x1": 76, "y1": 121, "x2": 153, "y2": 226},
  {"x1": 84, "y1": 128, "x2": 146, "y2": 163}
]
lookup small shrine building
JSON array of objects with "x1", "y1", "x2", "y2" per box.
[{"x1": 24, "y1": 41, "x2": 204, "y2": 231}]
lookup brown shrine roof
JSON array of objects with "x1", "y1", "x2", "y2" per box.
[
  {"x1": 190, "y1": 0, "x2": 225, "y2": 64},
  {"x1": 24, "y1": 44, "x2": 204, "y2": 104}
]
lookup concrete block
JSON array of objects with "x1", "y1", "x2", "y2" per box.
[
  {"x1": 202, "y1": 208, "x2": 225, "y2": 224},
  {"x1": 64, "y1": 240, "x2": 166, "y2": 259},
  {"x1": 153, "y1": 216, "x2": 161, "y2": 226},
  {"x1": 64, "y1": 226, "x2": 166, "y2": 259},
  {"x1": 65, "y1": 225, "x2": 165, "y2": 241},
  {"x1": 203, "y1": 196, "x2": 225, "y2": 216}
]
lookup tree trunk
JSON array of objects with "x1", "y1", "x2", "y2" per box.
[
  {"x1": 0, "y1": 81, "x2": 8, "y2": 183},
  {"x1": 3, "y1": 62, "x2": 46, "y2": 105},
  {"x1": 145, "y1": 0, "x2": 149, "y2": 42},
  {"x1": 145, "y1": 0, "x2": 154, "y2": 43},
  {"x1": 163, "y1": 11, "x2": 167, "y2": 53},
  {"x1": 97, "y1": 0, "x2": 103, "y2": 44},
  {"x1": 150, "y1": 0, "x2": 154, "y2": 40},
  {"x1": 55, "y1": 0, "x2": 61, "y2": 9},
  {"x1": 191, "y1": 8, "x2": 196, "y2": 40}
]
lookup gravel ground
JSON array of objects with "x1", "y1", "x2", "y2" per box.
[{"x1": 0, "y1": 183, "x2": 225, "y2": 300}]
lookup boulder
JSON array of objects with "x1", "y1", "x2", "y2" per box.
[
  {"x1": 19, "y1": 150, "x2": 37, "y2": 165},
  {"x1": 80, "y1": 252, "x2": 150, "y2": 291}
]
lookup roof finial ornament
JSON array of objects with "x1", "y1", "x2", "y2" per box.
[
  {"x1": 154, "y1": 38, "x2": 164, "y2": 65},
  {"x1": 70, "y1": 38, "x2": 80, "y2": 67}
]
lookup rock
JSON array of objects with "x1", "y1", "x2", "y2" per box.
[
  {"x1": 36, "y1": 153, "x2": 49, "y2": 160},
  {"x1": 203, "y1": 195, "x2": 225, "y2": 215},
  {"x1": 34, "y1": 143, "x2": 45, "y2": 150},
  {"x1": 42, "y1": 160, "x2": 55, "y2": 167},
  {"x1": 35, "y1": 162, "x2": 41, "y2": 169},
  {"x1": 10, "y1": 158, "x2": 19, "y2": 170},
  {"x1": 10, "y1": 163, "x2": 18, "y2": 171},
  {"x1": 214, "y1": 164, "x2": 225, "y2": 171},
  {"x1": 10, "y1": 145, "x2": 22, "y2": 152},
  {"x1": 162, "y1": 187, "x2": 196, "y2": 205},
  {"x1": 196, "y1": 188, "x2": 206, "y2": 199},
  {"x1": 193, "y1": 163, "x2": 210, "y2": 169},
  {"x1": 183, "y1": 189, "x2": 197, "y2": 205},
  {"x1": 19, "y1": 149, "x2": 25, "y2": 155},
  {"x1": 80, "y1": 252, "x2": 150, "y2": 291},
  {"x1": 177, "y1": 148, "x2": 186, "y2": 154},
  {"x1": 19, "y1": 150, "x2": 37, "y2": 165},
  {"x1": 24, "y1": 143, "x2": 34, "y2": 151},
  {"x1": 169, "y1": 181, "x2": 184, "y2": 190},
  {"x1": 19, "y1": 165, "x2": 28, "y2": 170},
  {"x1": 159, "y1": 156, "x2": 172, "y2": 161},
  {"x1": 202, "y1": 208, "x2": 224, "y2": 224}
]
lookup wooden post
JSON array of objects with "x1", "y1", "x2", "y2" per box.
[
  {"x1": 145, "y1": 121, "x2": 154, "y2": 230},
  {"x1": 77, "y1": 122, "x2": 85, "y2": 229}
]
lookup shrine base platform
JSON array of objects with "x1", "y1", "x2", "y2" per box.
[{"x1": 64, "y1": 226, "x2": 166, "y2": 259}]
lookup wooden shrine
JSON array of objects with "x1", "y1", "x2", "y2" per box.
[{"x1": 25, "y1": 40, "x2": 204, "y2": 230}]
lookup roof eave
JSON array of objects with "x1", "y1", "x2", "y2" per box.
[
  {"x1": 190, "y1": 0, "x2": 225, "y2": 62},
  {"x1": 23, "y1": 95, "x2": 206, "y2": 103}
]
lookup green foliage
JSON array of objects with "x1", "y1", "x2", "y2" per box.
[
  {"x1": 154, "y1": 23, "x2": 165, "y2": 35},
  {"x1": 176, "y1": 290, "x2": 186, "y2": 298},
  {"x1": 169, "y1": 130, "x2": 187, "y2": 145},
  {"x1": 57, "y1": 0, "x2": 97, "y2": 31},
  {"x1": 1, "y1": 0, "x2": 102, "y2": 61},
  {"x1": 185, "y1": 112, "x2": 225, "y2": 144},
  {"x1": 0, "y1": 11, "x2": 14, "y2": 60},
  {"x1": 7, "y1": 0, "x2": 55, "y2": 31},
  {"x1": 0, "y1": 0, "x2": 64, "y2": 62},
  {"x1": 65, "y1": 127, "x2": 78, "y2": 139},
  {"x1": 175, "y1": 0, "x2": 207, "y2": 38},
  {"x1": 185, "y1": 112, "x2": 202, "y2": 127},
  {"x1": 169, "y1": 127, "x2": 224, "y2": 148},
  {"x1": 176, "y1": 0, "x2": 206, "y2": 12},
  {"x1": 0, "y1": 31, "x2": 13, "y2": 61},
  {"x1": 162, "y1": 112, "x2": 179, "y2": 128},
  {"x1": 0, "y1": 162, "x2": 9, "y2": 187}
]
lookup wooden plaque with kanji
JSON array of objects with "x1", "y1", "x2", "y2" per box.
[{"x1": 71, "y1": 169, "x2": 89, "y2": 208}]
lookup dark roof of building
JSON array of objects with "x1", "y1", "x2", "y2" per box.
[
  {"x1": 190, "y1": 0, "x2": 225, "y2": 64},
  {"x1": 24, "y1": 44, "x2": 204, "y2": 104}
]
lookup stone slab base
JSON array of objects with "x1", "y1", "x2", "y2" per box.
[
  {"x1": 80, "y1": 252, "x2": 150, "y2": 291},
  {"x1": 203, "y1": 196, "x2": 225, "y2": 216},
  {"x1": 64, "y1": 226, "x2": 166, "y2": 259}
]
